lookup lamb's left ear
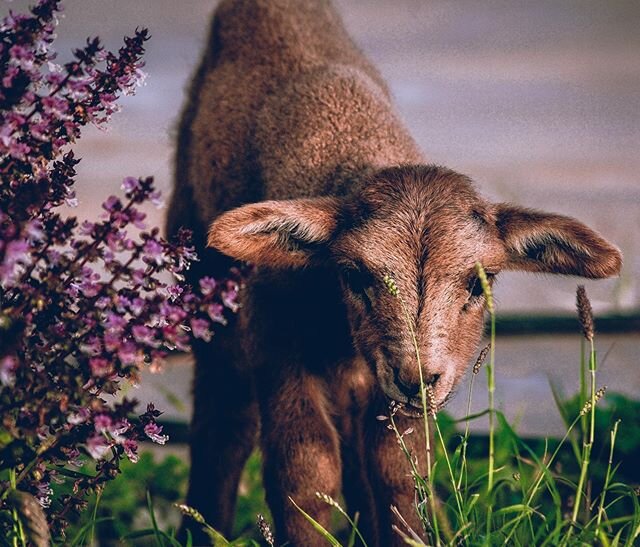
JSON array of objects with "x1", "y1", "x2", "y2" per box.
[
  {"x1": 495, "y1": 203, "x2": 622, "y2": 278},
  {"x1": 207, "y1": 197, "x2": 341, "y2": 268}
]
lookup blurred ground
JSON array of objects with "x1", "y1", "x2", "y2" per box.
[{"x1": 3, "y1": 0, "x2": 639, "y2": 434}]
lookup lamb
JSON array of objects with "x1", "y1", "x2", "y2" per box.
[{"x1": 166, "y1": 0, "x2": 622, "y2": 544}]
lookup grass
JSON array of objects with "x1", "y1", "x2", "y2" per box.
[
  {"x1": 44, "y1": 279, "x2": 639, "y2": 546},
  {"x1": 296, "y1": 273, "x2": 639, "y2": 546}
]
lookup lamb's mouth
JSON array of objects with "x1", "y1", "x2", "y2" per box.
[
  {"x1": 387, "y1": 399, "x2": 428, "y2": 419},
  {"x1": 386, "y1": 390, "x2": 452, "y2": 418},
  {"x1": 396, "y1": 402, "x2": 425, "y2": 418}
]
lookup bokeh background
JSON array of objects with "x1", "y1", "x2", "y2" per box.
[{"x1": 4, "y1": 0, "x2": 639, "y2": 435}]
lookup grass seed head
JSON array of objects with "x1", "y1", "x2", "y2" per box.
[
  {"x1": 473, "y1": 343, "x2": 491, "y2": 374},
  {"x1": 580, "y1": 386, "x2": 607, "y2": 416},
  {"x1": 425, "y1": 384, "x2": 438, "y2": 415},
  {"x1": 576, "y1": 285, "x2": 594, "y2": 342},
  {"x1": 383, "y1": 273, "x2": 399, "y2": 297},
  {"x1": 257, "y1": 513, "x2": 275, "y2": 546},
  {"x1": 174, "y1": 503, "x2": 205, "y2": 524},
  {"x1": 475, "y1": 262, "x2": 494, "y2": 313}
]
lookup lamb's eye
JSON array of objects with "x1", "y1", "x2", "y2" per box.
[
  {"x1": 467, "y1": 273, "x2": 495, "y2": 300},
  {"x1": 343, "y1": 267, "x2": 374, "y2": 300}
]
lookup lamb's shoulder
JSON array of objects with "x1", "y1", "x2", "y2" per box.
[{"x1": 255, "y1": 65, "x2": 424, "y2": 200}]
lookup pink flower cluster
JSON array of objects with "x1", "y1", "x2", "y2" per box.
[{"x1": 0, "y1": 1, "x2": 241, "y2": 538}]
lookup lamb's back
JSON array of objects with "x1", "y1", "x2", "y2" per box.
[{"x1": 172, "y1": 0, "x2": 421, "y2": 233}]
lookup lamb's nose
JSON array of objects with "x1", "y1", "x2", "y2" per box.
[
  {"x1": 396, "y1": 376, "x2": 420, "y2": 398},
  {"x1": 394, "y1": 369, "x2": 441, "y2": 398}
]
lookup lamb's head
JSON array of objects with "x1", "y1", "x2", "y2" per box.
[{"x1": 207, "y1": 165, "x2": 622, "y2": 414}]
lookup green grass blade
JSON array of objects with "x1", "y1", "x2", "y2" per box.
[{"x1": 289, "y1": 497, "x2": 341, "y2": 546}]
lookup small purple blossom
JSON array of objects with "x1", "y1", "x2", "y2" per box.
[
  {"x1": 35, "y1": 480, "x2": 53, "y2": 509},
  {"x1": 191, "y1": 317, "x2": 213, "y2": 342},
  {"x1": 89, "y1": 357, "x2": 113, "y2": 378},
  {"x1": 0, "y1": 239, "x2": 30, "y2": 286},
  {"x1": 122, "y1": 176, "x2": 140, "y2": 193},
  {"x1": 132, "y1": 324, "x2": 157, "y2": 346},
  {"x1": 222, "y1": 287, "x2": 240, "y2": 313},
  {"x1": 0, "y1": 356, "x2": 18, "y2": 386},
  {"x1": 123, "y1": 439, "x2": 138, "y2": 463},
  {"x1": 112, "y1": 418, "x2": 131, "y2": 436},
  {"x1": 144, "y1": 422, "x2": 168, "y2": 445},
  {"x1": 102, "y1": 195, "x2": 121, "y2": 213},
  {"x1": 142, "y1": 238, "x2": 165, "y2": 266},
  {"x1": 199, "y1": 276, "x2": 217, "y2": 295},
  {"x1": 85, "y1": 435, "x2": 110, "y2": 460},
  {"x1": 67, "y1": 408, "x2": 90, "y2": 426},
  {"x1": 93, "y1": 414, "x2": 113, "y2": 433}
]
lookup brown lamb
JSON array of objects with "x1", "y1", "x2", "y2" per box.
[{"x1": 166, "y1": 0, "x2": 622, "y2": 544}]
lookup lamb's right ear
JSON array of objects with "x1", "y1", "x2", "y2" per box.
[
  {"x1": 207, "y1": 197, "x2": 341, "y2": 267},
  {"x1": 495, "y1": 203, "x2": 622, "y2": 278}
]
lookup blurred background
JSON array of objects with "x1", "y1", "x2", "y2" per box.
[{"x1": 4, "y1": 0, "x2": 639, "y2": 435}]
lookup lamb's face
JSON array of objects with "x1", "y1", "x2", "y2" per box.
[
  {"x1": 208, "y1": 164, "x2": 622, "y2": 415},
  {"x1": 331, "y1": 168, "x2": 505, "y2": 412}
]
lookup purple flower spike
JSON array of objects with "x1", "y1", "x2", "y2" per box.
[{"x1": 0, "y1": 2, "x2": 242, "y2": 538}]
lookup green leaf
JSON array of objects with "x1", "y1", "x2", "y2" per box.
[
  {"x1": 203, "y1": 525, "x2": 231, "y2": 546},
  {"x1": 289, "y1": 497, "x2": 341, "y2": 546}
]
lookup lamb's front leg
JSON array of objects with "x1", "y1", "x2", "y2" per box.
[
  {"x1": 366, "y1": 397, "x2": 430, "y2": 546},
  {"x1": 259, "y1": 370, "x2": 341, "y2": 546}
]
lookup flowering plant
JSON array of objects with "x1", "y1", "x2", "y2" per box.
[{"x1": 0, "y1": 0, "x2": 238, "y2": 541}]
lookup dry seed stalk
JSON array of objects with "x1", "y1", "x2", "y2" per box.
[
  {"x1": 475, "y1": 262, "x2": 494, "y2": 313},
  {"x1": 315, "y1": 491, "x2": 341, "y2": 509},
  {"x1": 473, "y1": 343, "x2": 491, "y2": 374},
  {"x1": 383, "y1": 273, "x2": 399, "y2": 297},
  {"x1": 576, "y1": 285, "x2": 594, "y2": 342},
  {"x1": 257, "y1": 513, "x2": 275, "y2": 546},
  {"x1": 425, "y1": 384, "x2": 438, "y2": 416},
  {"x1": 580, "y1": 386, "x2": 607, "y2": 416},
  {"x1": 174, "y1": 503, "x2": 205, "y2": 524}
]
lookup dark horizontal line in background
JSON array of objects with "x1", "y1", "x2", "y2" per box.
[
  {"x1": 156, "y1": 313, "x2": 639, "y2": 442},
  {"x1": 157, "y1": 419, "x2": 556, "y2": 446},
  {"x1": 494, "y1": 312, "x2": 640, "y2": 336}
]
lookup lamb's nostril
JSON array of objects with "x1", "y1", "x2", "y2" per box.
[
  {"x1": 393, "y1": 368, "x2": 420, "y2": 398},
  {"x1": 393, "y1": 369, "x2": 442, "y2": 398},
  {"x1": 427, "y1": 373, "x2": 441, "y2": 387},
  {"x1": 396, "y1": 377, "x2": 420, "y2": 398}
]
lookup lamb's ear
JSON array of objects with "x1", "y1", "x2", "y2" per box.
[
  {"x1": 495, "y1": 203, "x2": 622, "y2": 278},
  {"x1": 207, "y1": 197, "x2": 341, "y2": 267}
]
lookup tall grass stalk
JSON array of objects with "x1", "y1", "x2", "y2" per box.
[
  {"x1": 89, "y1": 486, "x2": 104, "y2": 546},
  {"x1": 432, "y1": 411, "x2": 466, "y2": 529},
  {"x1": 383, "y1": 274, "x2": 440, "y2": 543},
  {"x1": 9, "y1": 469, "x2": 26, "y2": 547},
  {"x1": 315, "y1": 492, "x2": 368, "y2": 547},
  {"x1": 567, "y1": 337, "x2": 597, "y2": 541},
  {"x1": 475, "y1": 264, "x2": 496, "y2": 494},
  {"x1": 475, "y1": 262, "x2": 496, "y2": 542},
  {"x1": 388, "y1": 400, "x2": 441, "y2": 542},
  {"x1": 579, "y1": 340, "x2": 588, "y2": 444},
  {"x1": 458, "y1": 344, "x2": 488, "y2": 494},
  {"x1": 502, "y1": 414, "x2": 582, "y2": 544},
  {"x1": 457, "y1": 371, "x2": 476, "y2": 493},
  {"x1": 596, "y1": 420, "x2": 620, "y2": 530}
]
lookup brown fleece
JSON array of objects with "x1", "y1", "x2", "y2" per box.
[{"x1": 167, "y1": 1, "x2": 622, "y2": 545}]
